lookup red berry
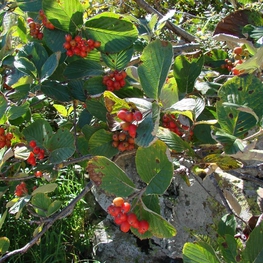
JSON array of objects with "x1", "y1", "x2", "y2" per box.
[
  {"x1": 0, "y1": 141, "x2": 6, "y2": 148},
  {"x1": 120, "y1": 122, "x2": 130, "y2": 131},
  {"x1": 34, "y1": 170, "x2": 43, "y2": 178},
  {"x1": 117, "y1": 109, "x2": 128, "y2": 121},
  {"x1": 65, "y1": 34, "x2": 72, "y2": 42},
  {"x1": 0, "y1": 127, "x2": 5, "y2": 135},
  {"x1": 115, "y1": 73, "x2": 123, "y2": 81},
  {"x1": 133, "y1": 111, "x2": 142, "y2": 121},
  {"x1": 120, "y1": 221, "x2": 130, "y2": 232},
  {"x1": 119, "y1": 79, "x2": 126, "y2": 87},
  {"x1": 128, "y1": 124, "x2": 137, "y2": 138},
  {"x1": 75, "y1": 35, "x2": 82, "y2": 43},
  {"x1": 127, "y1": 213, "x2": 139, "y2": 227},
  {"x1": 66, "y1": 50, "x2": 74, "y2": 57},
  {"x1": 87, "y1": 39, "x2": 94, "y2": 47},
  {"x1": 138, "y1": 220, "x2": 149, "y2": 234},
  {"x1": 0, "y1": 135, "x2": 6, "y2": 141},
  {"x1": 117, "y1": 142, "x2": 126, "y2": 152},
  {"x1": 33, "y1": 146, "x2": 40, "y2": 154},
  {"x1": 233, "y1": 46, "x2": 243, "y2": 55},
  {"x1": 63, "y1": 42, "x2": 71, "y2": 50},
  {"x1": 121, "y1": 202, "x2": 131, "y2": 213},
  {"x1": 94, "y1": 41, "x2": 101, "y2": 48},
  {"x1": 113, "y1": 81, "x2": 121, "y2": 90},
  {"x1": 112, "y1": 133, "x2": 119, "y2": 141},
  {"x1": 118, "y1": 132, "x2": 126, "y2": 141},
  {"x1": 37, "y1": 32, "x2": 44, "y2": 40},
  {"x1": 29, "y1": 140, "x2": 36, "y2": 148},
  {"x1": 112, "y1": 141, "x2": 119, "y2": 148},
  {"x1": 121, "y1": 71, "x2": 127, "y2": 79},
  {"x1": 113, "y1": 197, "x2": 125, "y2": 207},
  {"x1": 124, "y1": 111, "x2": 133, "y2": 123}
]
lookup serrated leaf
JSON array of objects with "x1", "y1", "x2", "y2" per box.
[
  {"x1": 242, "y1": 221, "x2": 263, "y2": 263},
  {"x1": 136, "y1": 140, "x2": 173, "y2": 195},
  {"x1": 47, "y1": 200, "x2": 62, "y2": 216},
  {"x1": 40, "y1": 52, "x2": 61, "y2": 82},
  {"x1": 0, "y1": 237, "x2": 10, "y2": 255},
  {"x1": 86, "y1": 96, "x2": 107, "y2": 122},
  {"x1": 218, "y1": 234, "x2": 238, "y2": 263},
  {"x1": 43, "y1": 0, "x2": 83, "y2": 32},
  {"x1": 131, "y1": 199, "x2": 176, "y2": 239},
  {"x1": 7, "y1": 102, "x2": 29, "y2": 120},
  {"x1": 41, "y1": 80, "x2": 73, "y2": 102},
  {"x1": 157, "y1": 127, "x2": 195, "y2": 156},
  {"x1": 16, "y1": 0, "x2": 42, "y2": 12},
  {"x1": 88, "y1": 129, "x2": 119, "y2": 158},
  {"x1": 47, "y1": 128, "x2": 75, "y2": 164},
  {"x1": 32, "y1": 183, "x2": 58, "y2": 196},
  {"x1": 14, "y1": 57, "x2": 37, "y2": 79},
  {"x1": 63, "y1": 59, "x2": 103, "y2": 79},
  {"x1": 160, "y1": 77, "x2": 179, "y2": 109},
  {"x1": 43, "y1": 28, "x2": 67, "y2": 52},
  {"x1": 87, "y1": 156, "x2": 137, "y2": 196},
  {"x1": 0, "y1": 95, "x2": 7, "y2": 119},
  {"x1": 138, "y1": 39, "x2": 173, "y2": 100},
  {"x1": 218, "y1": 214, "x2": 237, "y2": 237},
  {"x1": 23, "y1": 119, "x2": 53, "y2": 148},
  {"x1": 83, "y1": 76, "x2": 106, "y2": 95},
  {"x1": 31, "y1": 193, "x2": 51, "y2": 217},
  {"x1": 173, "y1": 52, "x2": 204, "y2": 95},
  {"x1": 217, "y1": 74, "x2": 263, "y2": 137},
  {"x1": 85, "y1": 12, "x2": 138, "y2": 53},
  {"x1": 203, "y1": 153, "x2": 243, "y2": 170},
  {"x1": 183, "y1": 242, "x2": 221, "y2": 263}
]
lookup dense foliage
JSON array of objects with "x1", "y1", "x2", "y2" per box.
[{"x1": 0, "y1": 0, "x2": 263, "y2": 262}]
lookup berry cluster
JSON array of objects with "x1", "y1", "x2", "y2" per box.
[
  {"x1": 162, "y1": 114, "x2": 193, "y2": 138},
  {"x1": 0, "y1": 127, "x2": 13, "y2": 149},
  {"x1": 112, "y1": 131, "x2": 135, "y2": 152},
  {"x1": 63, "y1": 34, "x2": 101, "y2": 58},
  {"x1": 38, "y1": 9, "x2": 55, "y2": 30},
  {"x1": 117, "y1": 109, "x2": 142, "y2": 139},
  {"x1": 15, "y1": 182, "x2": 28, "y2": 197},
  {"x1": 107, "y1": 197, "x2": 149, "y2": 234},
  {"x1": 27, "y1": 140, "x2": 45, "y2": 166},
  {"x1": 102, "y1": 70, "x2": 127, "y2": 91},
  {"x1": 27, "y1": 10, "x2": 55, "y2": 40}
]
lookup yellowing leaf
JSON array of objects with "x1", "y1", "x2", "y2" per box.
[{"x1": 53, "y1": 104, "x2": 73, "y2": 117}]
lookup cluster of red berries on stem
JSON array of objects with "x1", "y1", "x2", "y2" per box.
[
  {"x1": 162, "y1": 114, "x2": 193, "y2": 138},
  {"x1": 63, "y1": 34, "x2": 101, "y2": 58},
  {"x1": 27, "y1": 10, "x2": 54, "y2": 40},
  {"x1": 27, "y1": 140, "x2": 45, "y2": 166},
  {"x1": 38, "y1": 9, "x2": 55, "y2": 30},
  {"x1": 117, "y1": 108, "x2": 142, "y2": 139},
  {"x1": 103, "y1": 70, "x2": 127, "y2": 91},
  {"x1": 0, "y1": 127, "x2": 13, "y2": 149},
  {"x1": 15, "y1": 182, "x2": 28, "y2": 197},
  {"x1": 34, "y1": 170, "x2": 43, "y2": 178},
  {"x1": 107, "y1": 197, "x2": 149, "y2": 234},
  {"x1": 112, "y1": 131, "x2": 135, "y2": 152}
]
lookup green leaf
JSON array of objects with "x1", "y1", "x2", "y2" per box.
[
  {"x1": 85, "y1": 12, "x2": 138, "y2": 53},
  {"x1": 23, "y1": 119, "x2": 53, "y2": 148},
  {"x1": 131, "y1": 199, "x2": 176, "y2": 239},
  {"x1": 69, "y1": 80, "x2": 87, "y2": 102},
  {"x1": 14, "y1": 57, "x2": 37, "y2": 79},
  {"x1": 7, "y1": 102, "x2": 30, "y2": 120},
  {"x1": 32, "y1": 183, "x2": 58, "y2": 196},
  {"x1": 46, "y1": 128, "x2": 75, "y2": 164},
  {"x1": 43, "y1": 28, "x2": 67, "y2": 53},
  {"x1": 87, "y1": 156, "x2": 137, "y2": 196},
  {"x1": 43, "y1": 0, "x2": 83, "y2": 32},
  {"x1": 40, "y1": 52, "x2": 61, "y2": 82},
  {"x1": 9, "y1": 195, "x2": 31, "y2": 215},
  {"x1": 88, "y1": 129, "x2": 119, "y2": 158},
  {"x1": 86, "y1": 97, "x2": 107, "y2": 122},
  {"x1": 183, "y1": 242, "x2": 221, "y2": 263},
  {"x1": 242, "y1": 221, "x2": 263, "y2": 263},
  {"x1": 157, "y1": 127, "x2": 195, "y2": 156},
  {"x1": 47, "y1": 200, "x2": 62, "y2": 216},
  {"x1": 16, "y1": 0, "x2": 42, "y2": 12},
  {"x1": 0, "y1": 95, "x2": 7, "y2": 119},
  {"x1": 217, "y1": 214, "x2": 237, "y2": 237},
  {"x1": 101, "y1": 47, "x2": 133, "y2": 70},
  {"x1": 63, "y1": 59, "x2": 103, "y2": 79},
  {"x1": 0, "y1": 237, "x2": 10, "y2": 255},
  {"x1": 41, "y1": 80, "x2": 73, "y2": 102},
  {"x1": 83, "y1": 76, "x2": 106, "y2": 95},
  {"x1": 16, "y1": 42, "x2": 48, "y2": 74},
  {"x1": 138, "y1": 39, "x2": 173, "y2": 100},
  {"x1": 136, "y1": 140, "x2": 173, "y2": 195},
  {"x1": 173, "y1": 52, "x2": 204, "y2": 95},
  {"x1": 217, "y1": 75, "x2": 263, "y2": 137},
  {"x1": 0, "y1": 210, "x2": 7, "y2": 230},
  {"x1": 211, "y1": 127, "x2": 245, "y2": 154},
  {"x1": 31, "y1": 193, "x2": 52, "y2": 217},
  {"x1": 218, "y1": 234, "x2": 238, "y2": 263},
  {"x1": 160, "y1": 77, "x2": 179, "y2": 109}
]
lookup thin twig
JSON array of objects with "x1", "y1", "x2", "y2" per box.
[
  {"x1": 229, "y1": 170, "x2": 263, "y2": 187},
  {"x1": 0, "y1": 181, "x2": 93, "y2": 263},
  {"x1": 133, "y1": 0, "x2": 196, "y2": 43}
]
